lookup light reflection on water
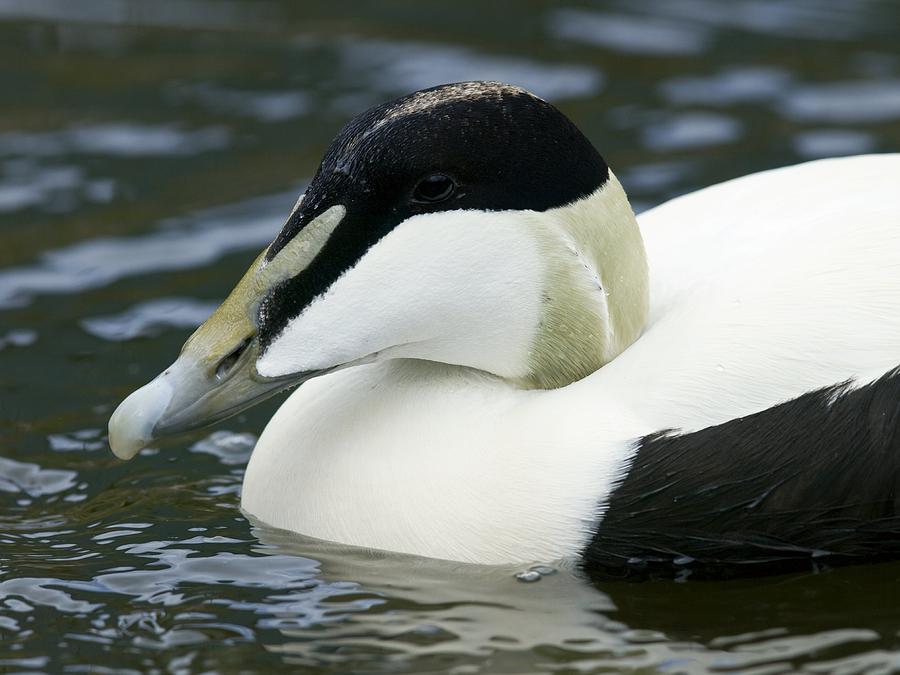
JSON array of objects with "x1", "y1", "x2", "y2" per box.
[
  {"x1": 0, "y1": 191, "x2": 291, "y2": 308},
  {"x1": 1, "y1": 0, "x2": 900, "y2": 672}
]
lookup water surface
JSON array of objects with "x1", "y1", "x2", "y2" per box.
[{"x1": 2, "y1": 1, "x2": 900, "y2": 672}]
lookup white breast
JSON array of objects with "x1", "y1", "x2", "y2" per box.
[{"x1": 242, "y1": 360, "x2": 638, "y2": 563}]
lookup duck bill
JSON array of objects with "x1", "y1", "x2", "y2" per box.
[
  {"x1": 109, "y1": 254, "x2": 296, "y2": 459},
  {"x1": 107, "y1": 338, "x2": 305, "y2": 461},
  {"x1": 107, "y1": 248, "x2": 298, "y2": 460},
  {"x1": 108, "y1": 205, "x2": 346, "y2": 460}
]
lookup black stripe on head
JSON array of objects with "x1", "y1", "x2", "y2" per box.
[
  {"x1": 583, "y1": 366, "x2": 900, "y2": 581},
  {"x1": 257, "y1": 81, "x2": 608, "y2": 352}
]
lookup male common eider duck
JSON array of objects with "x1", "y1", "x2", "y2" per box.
[{"x1": 109, "y1": 81, "x2": 900, "y2": 580}]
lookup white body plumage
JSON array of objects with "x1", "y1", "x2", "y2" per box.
[{"x1": 242, "y1": 154, "x2": 900, "y2": 564}]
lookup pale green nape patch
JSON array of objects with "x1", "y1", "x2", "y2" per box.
[
  {"x1": 180, "y1": 204, "x2": 346, "y2": 373},
  {"x1": 520, "y1": 174, "x2": 649, "y2": 390}
]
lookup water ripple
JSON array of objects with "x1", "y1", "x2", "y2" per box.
[
  {"x1": 0, "y1": 577, "x2": 101, "y2": 613},
  {"x1": 0, "y1": 328, "x2": 36, "y2": 350},
  {"x1": 550, "y1": 9, "x2": 711, "y2": 56},
  {"x1": 0, "y1": 457, "x2": 77, "y2": 498},
  {"x1": 81, "y1": 298, "x2": 218, "y2": 342},
  {"x1": 0, "y1": 163, "x2": 114, "y2": 214},
  {"x1": 0, "y1": 191, "x2": 293, "y2": 309},
  {"x1": 338, "y1": 39, "x2": 603, "y2": 105},
  {"x1": 781, "y1": 79, "x2": 900, "y2": 123},
  {"x1": 642, "y1": 112, "x2": 743, "y2": 151},
  {"x1": 793, "y1": 129, "x2": 876, "y2": 158},
  {"x1": 0, "y1": 0, "x2": 279, "y2": 31},
  {"x1": 0, "y1": 123, "x2": 230, "y2": 159},
  {"x1": 189, "y1": 431, "x2": 256, "y2": 466},
  {"x1": 167, "y1": 83, "x2": 311, "y2": 122},
  {"x1": 630, "y1": 0, "x2": 888, "y2": 40},
  {"x1": 661, "y1": 67, "x2": 793, "y2": 105},
  {"x1": 47, "y1": 429, "x2": 108, "y2": 453}
]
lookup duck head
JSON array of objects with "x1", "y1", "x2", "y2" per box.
[{"x1": 109, "y1": 81, "x2": 648, "y2": 460}]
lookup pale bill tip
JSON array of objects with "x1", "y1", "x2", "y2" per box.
[{"x1": 108, "y1": 375, "x2": 174, "y2": 460}]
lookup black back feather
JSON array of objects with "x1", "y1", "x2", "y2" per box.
[{"x1": 583, "y1": 367, "x2": 900, "y2": 581}]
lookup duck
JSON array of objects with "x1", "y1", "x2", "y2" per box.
[{"x1": 108, "y1": 81, "x2": 900, "y2": 580}]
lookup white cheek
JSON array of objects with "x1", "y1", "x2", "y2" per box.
[{"x1": 256, "y1": 210, "x2": 545, "y2": 379}]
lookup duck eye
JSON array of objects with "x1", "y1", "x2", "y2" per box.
[{"x1": 412, "y1": 173, "x2": 456, "y2": 204}]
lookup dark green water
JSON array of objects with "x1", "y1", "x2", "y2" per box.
[{"x1": 2, "y1": 1, "x2": 900, "y2": 672}]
